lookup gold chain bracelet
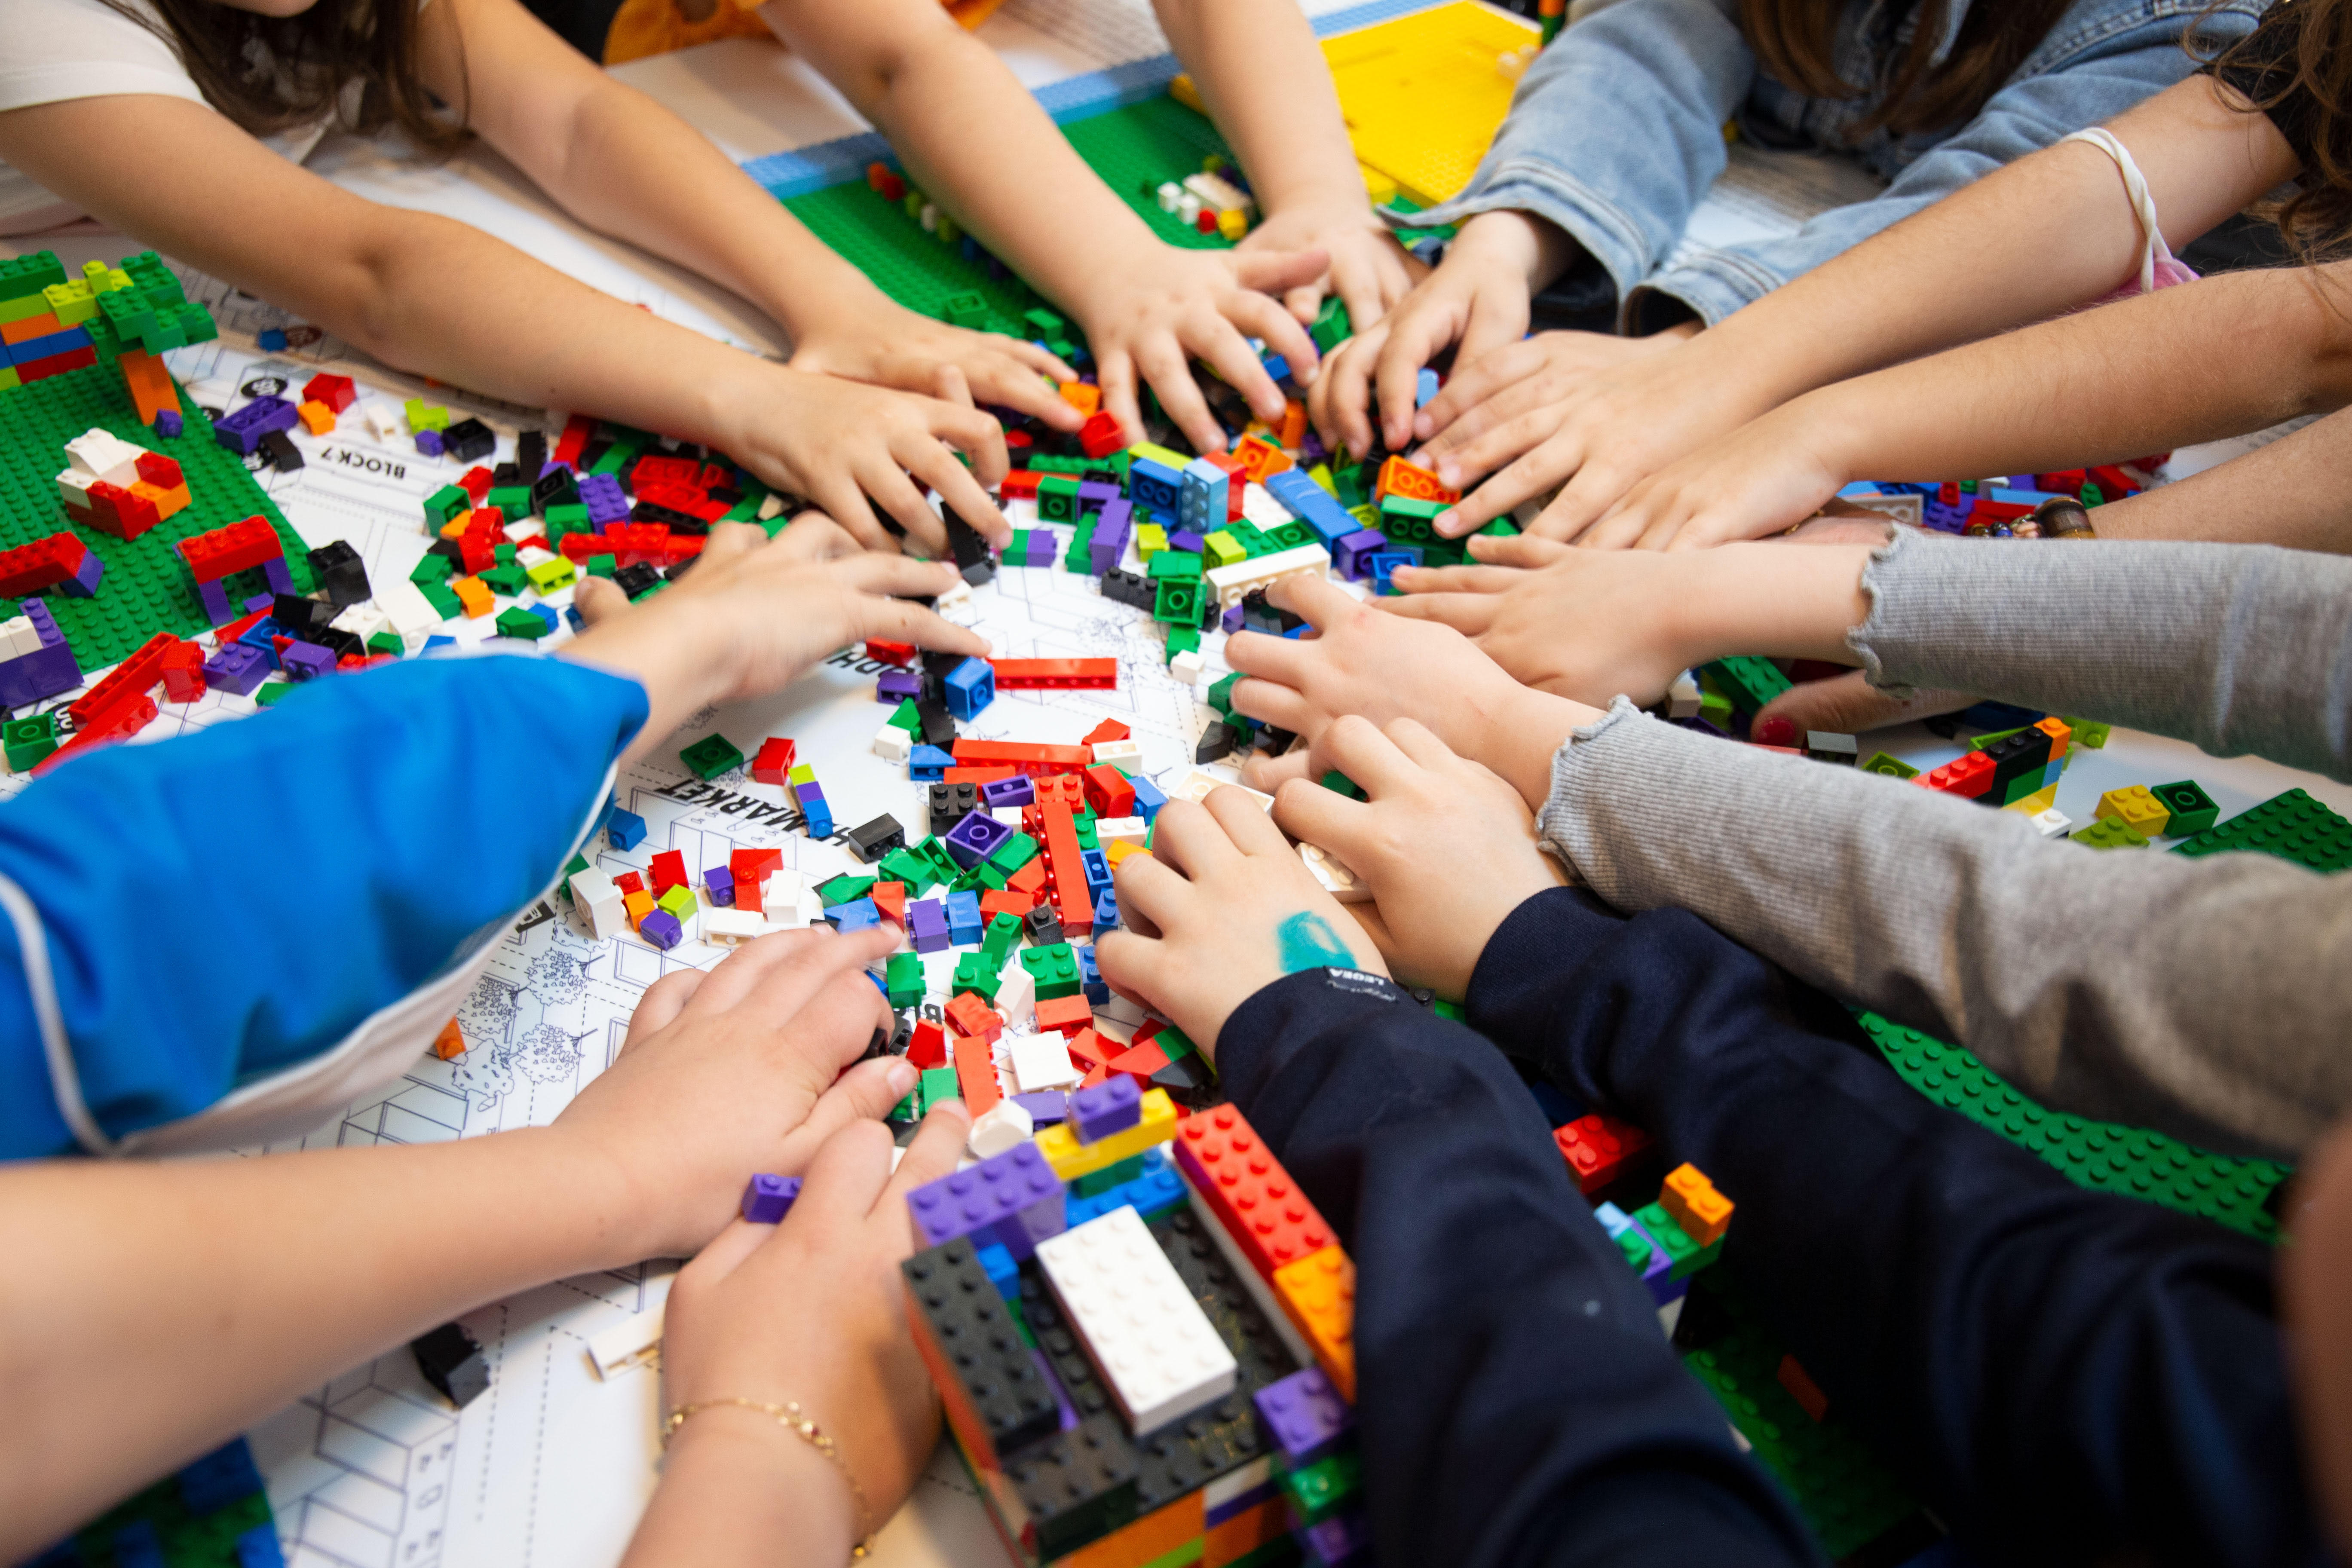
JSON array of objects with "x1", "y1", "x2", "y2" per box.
[{"x1": 663, "y1": 1397, "x2": 873, "y2": 1559}]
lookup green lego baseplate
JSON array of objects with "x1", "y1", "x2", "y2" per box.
[
  {"x1": 2171, "y1": 784, "x2": 2352, "y2": 872},
  {"x1": 0, "y1": 358, "x2": 311, "y2": 671}
]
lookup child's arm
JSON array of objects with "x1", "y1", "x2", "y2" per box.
[
  {"x1": 1150, "y1": 0, "x2": 1420, "y2": 331},
  {"x1": 0, "y1": 926, "x2": 918, "y2": 1559},
  {"x1": 1093, "y1": 802, "x2": 1823, "y2": 1568},
  {"x1": 756, "y1": 0, "x2": 1324, "y2": 456},
  {"x1": 620, "y1": 1109, "x2": 967, "y2": 1568},
  {"x1": 2090, "y1": 404, "x2": 2352, "y2": 553},
  {"x1": 1585, "y1": 257, "x2": 2352, "y2": 550},
  {"x1": 1228, "y1": 564, "x2": 2352, "y2": 1161},
  {"x1": 1412, "y1": 72, "x2": 2299, "y2": 541},
  {"x1": 0, "y1": 93, "x2": 1011, "y2": 552}
]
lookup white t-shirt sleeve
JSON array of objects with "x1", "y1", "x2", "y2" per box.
[{"x1": 0, "y1": 0, "x2": 212, "y2": 114}]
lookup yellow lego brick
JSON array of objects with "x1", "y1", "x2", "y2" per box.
[
  {"x1": 2096, "y1": 784, "x2": 2170, "y2": 837},
  {"x1": 1358, "y1": 164, "x2": 1398, "y2": 205},
  {"x1": 2003, "y1": 782, "x2": 2059, "y2": 817},
  {"x1": 1216, "y1": 208, "x2": 1250, "y2": 242},
  {"x1": 1660, "y1": 1163, "x2": 1733, "y2": 1247},
  {"x1": 1272, "y1": 1244, "x2": 1356, "y2": 1401},
  {"x1": 1036, "y1": 1087, "x2": 1178, "y2": 1181},
  {"x1": 1136, "y1": 524, "x2": 1168, "y2": 563},
  {"x1": 1201, "y1": 530, "x2": 1246, "y2": 570}
]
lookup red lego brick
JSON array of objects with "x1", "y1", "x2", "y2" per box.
[
  {"x1": 553, "y1": 413, "x2": 595, "y2": 469},
  {"x1": 179, "y1": 517, "x2": 284, "y2": 584},
  {"x1": 1078, "y1": 411, "x2": 1125, "y2": 460},
  {"x1": 907, "y1": 1018, "x2": 949, "y2": 1070},
  {"x1": 954, "y1": 1032, "x2": 1001, "y2": 1115},
  {"x1": 729, "y1": 847, "x2": 781, "y2": 914},
  {"x1": 0, "y1": 532, "x2": 89, "y2": 597},
  {"x1": 1914, "y1": 750, "x2": 1994, "y2": 799},
  {"x1": 1037, "y1": 799, "x2": 1091, "y2": 935},
  {"x1": 613, "y1": 871, "x2": 644, "y2": 896},
  {"x1": 457, "y1": 466, "x2": 493, "y2": 502},
  {"x1": 978, "y1": 888, "x2": 1034, "y2": 922},
  {"x1": 999, "y1": 471, "x2": 1041, "y2": 500},
  {"x1": 1033, "y1": 773, "x2": 1086, "y2": 809},
  {"x1": 70, "y1": 632, "x2": 176, "y2": 724},
  {"x1": 33, "y1": 690, "x2": 156, "y2": 775},
  {"x1": 864, "y1": 639, "x2": 916, "y2": 666},
  {"x1": 750, "y1": 737, "x2": 797, "y2": 785},
  {"x1": 1106, "y1": 1038, "x2": 1167, "y2": 1085},
  {"x1": 1035, "y1": 994, "x2": 1093, "y2": 1037},
  {"x1": 1067, "y1": 1028, "x2": 1116, "y2": 1076},
  {"x1": 870, "y1": 880, "x2": 907, "y2": 925},
  {"x1": 159, "y1": 640, "x2": 205, "y2": 703},
  {"x1": 1778, "y1": 1354, "x2": 1828, "y2": 1422},
  {"x1": 301, "y1": 373, "x2": 357, "y2": 413},
  {"x1": 989, "y1": 658, "x2": 1118, "y2": 690},
  {"x1": 133, "y1": 450, "x2": 183, "y2": 489},
  {"x1": 1173, "y1": 1105, "x2": 1337, "y2": 1282},
  {"x1": 632, "y1": 454, "x2": 703, "y2": 489},
  {"x1": 1551, "y1": 1113, "x2": 1652, "y2": 1196},
  {"x1": 952, "y1": 739, "x2": 1092, "y2": 777},
  {"x1": 1006, "y1": 859, "x2": 1047, "y2": 900},
  {"x1": 17, "y1": 344, "x2": 96, "y2": 383},
  {"x1": 1082, "y1": 719, "x2": 1130, "y2": 747},
  {"x1": 943, "y1": 765, "x2": 1019, "y2": 787},
  {"x1": 649, "y1": 850, "x2": 687, "y2": 895},
  {"x1": 945, "y1": 992, "x2": 1002, "y2": 1042},
  {"x1": 1083, "y1": 764, "x2": 1135, "y2": 818}
]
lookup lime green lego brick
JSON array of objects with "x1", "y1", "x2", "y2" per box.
[
  {"x1": 1859, "y1": 751, "x2": 1918, "y2": 779},
  {"x1": 494, "y1": 606, "x2": 549, "y2": 640},
  {"x1": 0, "y1": 353, "x2": 309, "y2": 668},
  {"x1": 2070, "y1": 816, "x2": 2147, "y2": 851},
  {"x1": 2172, "y1": 786, "x2": 2352, "y2": 872},
  {"x1": 680, "y1": 733, "x2": 746, "y2": 781},
  {"x1": 0, "y1": 365, "x2": 19, "y2": 391},
  {"x1": 1135, "y1": 1538, "x2": 1206, "y2": 1568},
  {"x1": 2063, "y1": 716, "x2": 2111, "y2": 747},
  {"x1": 527, "y1": 557, "x2": 577, "y2": 594},
  {"x1": 656, "y1": 884, "x2": 697, "y2": 922}
]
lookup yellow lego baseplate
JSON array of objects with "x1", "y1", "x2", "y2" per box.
[{"x1": 1172, "y1": 1, "x2": 1542, "y2": 210}]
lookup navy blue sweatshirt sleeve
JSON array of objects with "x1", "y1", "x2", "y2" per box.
[
  {"x1": 1213, "y1": 967, "x2": 1822, "y2": 1568},
  {"x1": 1465, "y1": 887, "x2": 2321, "y2": 1568}
]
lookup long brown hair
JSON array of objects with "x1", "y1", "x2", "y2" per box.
[
  {"x1": 2203, "y1": 0, "x2": 2352, "y2": 260},
  {"x1": 96, "y1": 0, "x2": 463, "y2": 154},
  {"x1": 1740, "y1": 0, "x2": 2078, "y2": 137}
]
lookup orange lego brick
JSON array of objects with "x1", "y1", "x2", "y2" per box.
[
  {"x1": 1, "y1": 311, "x2": 62, "y2": 345},
  {"x1": 452, "y1": 576, "x2": 493, "y2": 618},
  {"x1": 1082, "y1": 718, "x2": 1131, "y2": 746},
  {"x1": 1057, "y1": 1489, "x2": 1203, "y2": 1568},
  {"x1": 1777, "y1": 1353, "x2": 1828, "y2": 1422},
  {"x1": 1278, "y1": 399, "x2": 1307, "y2": 450},
  {"x1": 1273, "y1": 1245, "x2": 1356, "y2": 1401},
  {"x1": 1660, "y1": 1163, "x2": 1733, "y2": 1246},
  {"x1": 297, "y1": 399, "x2": 337, "y2": 435},
  {"x1": 2035, "y1": 715, "x2": 2072, "y2": 761},
  {"x1": 1231, "y1": 433, "x2": 1294, "y2": 484},
  {"x1": 623, "y1": 889, "x2": 656, "y2": 928},
  {"x1": 1374, "y1": 454, "x2": 1461, "y2": 505},
  {"x1": 1058, "y1": 381, "x2": 1102, "y2": 417},
  {"x1": 431, "y1": 1018, "x2": 467, "y2": 1060},
  {"x1": 946, "y1": 992, "x2": 1001, "y2": 1042},
  {"x1": 116, "y1": 349, "x2": 182, "y2": 425},
  {"x1": 1204, "y1": 1494, "x2": 1290, "y2": 1568},
  {"x1": 1172, "y1": 1105, "x2": 1336, "y2": 1281}
]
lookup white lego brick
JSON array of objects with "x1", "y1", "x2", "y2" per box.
[
  {"x1": 330, "y1": 604, "x2": 388, "y2": 644},
  {"x1": 1090, "y1": 738, "x2": 1145, "y2": 773},
  {"x1": 1009, "y1": 1031, "x2": 1081, "y2": 1093},
  {"x1": 968, "y1": 1099, "x2": 1035, "y2": 1159},
  {"x1": 1168, "y1": 649, "x2": 1205, "y2": 686},
  {"x1": 1035, "y1": 1206, "x2": 1238, "y2": 1433},
  {"x1": 1166, "y1": 768, "x2": 1274, "y2": 812},
  {"x1": 1238, "y1": 481, "x2": 1295, "y2": 532},
  {"x1": 1667, "y1": 671, "x2": 1702, "y2": 720},
  {"x1": 2030, "y1": 807, "x2": 2073, "y2": 839},
  {"x1": 1300, "y1": 842, "x2": 1370, "y2": 904},
  {"x1": 587, "y1": 1304, "x2": 665, "y2": 1380},
  {"x1": 517, "y1": 545, "x2": 558, "y2": 570},
  {"x1": 873, "y1": 722, "x2": 912, "y2": 765},
  {"x1": 1155, "y1": 181, "x2": 1182, "y2": 213},
  {"x1": 64, "y1": 428, "x2": 147, "y2": 483},
  {"x1": 1203, "y1": 1456, "x2": 1276, "y2": 1517},
  {"x1": 1096, "y1": 816, "x2": 1149, "y2": 850},
  {"x1": 703, "y1": 908, "x2": 770, "y2": 946},
  {"x1": 0, "y1": 617, "x2": 37, "y2": 662},
  {"x1": 361, "y1": 400, "x2": 404, "y2": 441},
  {"x1": 1182, "y1": 171, "x2": 1253, "y2": 216},
  {"x1": 996, "y1": 955, "x2": 1037, "y2": 1026},
  {"x1": 756, "y1": 492, "x2": 787, "y2": 521},
  {"x1": 934, "y1": 578, "x2": 974, "y2": 612},
  {"x1": 54, "y1": 467, "x2": 98, "y2": 514},
  {"x1": 378, "y1": 578, "x2": 445, "y2": 644},
  {"x1": 991, "y1": 806, "x2": 1025, "y2": 827},
  {"x1": 570, "y1": 869, "x2": 627, "y2": 940},
  {"x1": 1206, "y1": 542, "x2": 1329, "y2": 608}
]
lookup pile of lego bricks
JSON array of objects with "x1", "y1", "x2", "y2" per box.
[
  {"x1": 21, "y1": 1436, "x2": 283, "y2": 1568},
  {"x1": 1840, "y1": 462, "x2": 2159, "y2": 535}
]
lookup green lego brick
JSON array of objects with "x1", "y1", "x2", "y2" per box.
[
  {"x1": 1165, "y1": 625, "x2": 1200, "y2": 663},
  {"x1": 2070, "y1": 816, "x2": 2148, "y2": 851},
  {"x1": 1703, "y1": 655, "x2": 1792, "y2": 716},
  {"x1": 481, "y1": 564, "x2": 530, "y2": 597},
  {"x1": 3, "y1": 713, "x2": 57, "y2": 772},
  {"x1": 1858, "y1": 751, "x2": 1918, "y2": 779},
  {"x1": 940, "y1": 291, "x2": 989, "y2": 328},
  {"x1": 2001, "y1": 770, "x2": 2046, "y2": 806},
  {"x1": 887, "y1": 697, "x2": 922, "y2": 733},
  {"x1": 988, "y1": 830, "x2": 1039, "y2": 873},
  {"x1": 424, "y1": 484, "x2": 472, "y2": 526},
  {"x1": 1153, "y1": 576, "x2": 1202, "y2": 625},
  {"x1": 418, "y1": 578, "x2": 463, "y2": 619},
  {"x1": 952, "y1": 949, "x2": 1002, "y2": 1003},
  {"x1": 494, "y1": 606, "x2": 549, "y2": 640},
  {"x1": 1147, "y1": 549, "x2": 1203, "y2": 582},
  {"x1": 886, "y1": 951, "x2": 925, "y2": 1010},
  {"x1": 680, "y1": 733, "x2": 746, "y2": 781},
  {"x1": 815, "y1": 873, "x2": 876, "y2": 906},
  {"x1": 919, "y1": 1066, "x2": 961, "y2": 1112},
  {"x1": 1020, "y1": 942, "x2": 1080, "y2": 999},
  {"x1": 586, "y1": 554, "x2": 617, "y2": 579},
  {"x1": 1279, "y1": 1450, "x2": 1361, "y2": 1525},
  {"x1": 1318, "y1": 769, "x2": 1364, "y2": 800},
  {"x1": 253, "y1": 680, "x2": 294, "y2": 707},
  {"x1": 0, "y1": 249, "x2": 68, "y2": 302},
  {"x1": 2062, "y1": 716, "x2": 2112, "y2": 748},
  {"x1": 2173, "y1": 786, "x2": 2352, "y2": 872},
  {"x1": 878, "y1": 845, "x2": 937, "y2": 891},
  {"x1": 981, "y1": 910, "x2": 1023, "y2": 967},
  {"x1": 1633, "y1": 1201, "x2": 1705, "y2": 1278},
  {"x1": 2149, "y1": 779, "x2": 2221, "y2": 839},
  {"x1": 365, "y1": 629, "x2": 404, "y2": 657},
  {"x1": 1205, "y1": 672, "x2": 1240, "y2": 717},
  {"x1": 487, "y1": 484, "x2": 531, "y2": 516},
  {"x1": 1072, "y1": 1154, "x2": 1146, "y2": 1197},
  {"x1": 409, "y1": 553, "x2": 453, "y2": 586},
  {"x1": 1038, "y1": 475, "x2": 1082, "y2": 521},
  {"x1": 0, "y1": 352, "x2": 311, "y2": 668},
  {"x1": 1309, "y1": 294, "x2": 1352, "y2": 355}
]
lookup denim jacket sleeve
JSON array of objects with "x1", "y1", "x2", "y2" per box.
[{"x1": 1405, "y1": 0, "x2": 2262, "y2": 331}]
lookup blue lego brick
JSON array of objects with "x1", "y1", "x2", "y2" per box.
[
  {"x1": 906, "y1": 1142, "x2": 1068, "y2": 1259},
  {"x1": 1363, "y1": 549, "x2": 1421, "y2": 595},
  {"x1": 974, "y1": 1240, "x2": 1020, "y2": 1298},
  {"x1": 111, "y1": 1521, "x2": 164, "y2": 1568},
  {"x1": 1079, "y1": 847, "x2": 1112, "y2": 897},
  {"x1": 946, "y1": 888, "x2": 984, "y2": 944},
  {"x1": 1090, "y1": 888, "x2": 1118, "y2": 942},
  {"x1": 910, "y1": 743, "x2": 956, "y2": 780},
  {"x1": 945, "y1": 655, "x2": 995, "y2": 720},
  {"x1": 2, "y1": 325, "x2": 89, "y2": 365},
  {"x1": 1130, "y1": 775, "x2": 1168, "y2": 824},
  {"x1": 1265, "y1": 469, "x2": 1357, "y2": 546},
  {"x1": 1062, "y1": 1145, "x2": 1186, "y2": 1228},
  {"x1": 1129, "y1": 456, "x2": 1183, "y2": 512},
  {"x1": 236, "y1": 1525, "x2": 287, "y2": 1568},
  {"x1": 177, "y1": 1438, "x2": 265, "y2": 1515},
  {"x1": 1415, "y1": 367, "x2": 1439, "y2": 407},
  {"x1": 1180, "y1": 456, "x2": 1229, "y2": 533},
  {"x1": 824, "y1": 897, "x2": 880, "y2": 932},
  {"x1": 606, "y1": 808, "x2": 647, "y2": 850}
]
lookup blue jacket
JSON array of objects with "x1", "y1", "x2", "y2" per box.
[
  {"x1": 0, "y1": 655, "x2": 644, "y2": 1159},
  {"x1": 1408, "y1": 0, "x2": 2264, "y2": 329}
]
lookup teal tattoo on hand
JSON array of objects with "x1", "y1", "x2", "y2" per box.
[{"x1": 1275, "y1": 911, "x2": 1355, "y2": 974}]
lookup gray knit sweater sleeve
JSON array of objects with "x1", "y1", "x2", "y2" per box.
[{"x1": 1535, "y1": 533, "x2": 2352, "y2": 1162}]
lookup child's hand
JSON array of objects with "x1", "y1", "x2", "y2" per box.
[
  {"x1": 1221, "y1": 573, "x2": 1599, "y2": 810},
  {"x1": 567, "y1": 515, "x2": 990, "y2": 766},
  {"x1": 1307, "y1": 209, "x2": 1545, "y2": 459},
  {"x1": 786, "y1": 288, "x2": 1086, "y2": 439},
  {"x1": 1096, "y1": 790, "x2": 1387, "y2": 1058},
  {"x1": 1238, "y1": 199, "x2": 1423, "y2": 332},
  {"x1": 632, "y1": 1108, "x2": 969, "y2": 1567},
  {"x1": 1381, "y1": 541, "x2": 1701, "y2": 707},
  {"x1": 713, "y1": 360, "x2": 1012, "y2": 554},
  {"x1": 551, "y1": 925, "x2": 919, "y2": 1259},
  {"x1": 1578, "y1": 393, "x2": 1849, "y2": 550},
  {"x1": 1071, "y1": 241, "x2": 1328, "y2": 456},
  {"x1": 1254, "y1": 716, "x2": 1566, "y2": 1000}
]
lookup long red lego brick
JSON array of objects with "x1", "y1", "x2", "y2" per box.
[
  {"x1": 989, "y1": 658, "x2": 1117, "y2": 690},
  {"x1": 34, "y1": 692, "x2": 157, "y2": 776},
  {"x1": 952, "y1": 739, "x2": 1090, "y2": 777},
  {"x1": 69, "y1": 632, "x2": 177, "y2": 724},
  {"x1": 178, "y1": 517, "x2": 282, "y2": 584},
  {"x1": 1036, "y1": 799, "x2": 1091, "y2": 935},
  {"x1": 1171, "y1": 1104, "x2": 1336, "y2": 1283},
  {"x1": 0, "y1": 532, "x2": 89, "y2": 597}
]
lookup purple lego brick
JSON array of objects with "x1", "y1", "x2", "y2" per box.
[
  {"x1": 1253, "y1": 1366, "x2": 1354, "y2": 1464},
  {"x1": 202, "y1": 642, "x2": 269, "y2": 696},
  {"x1": 1169, "y1": 529, "x2": 1205, "y2": 555},
  {"x1": 56, "y1": 551, "x2": 104, "y2": 598},
  {"x1": 261, "y1": 556, "x2": 295, "y2": 597},
  {"x1": 943, "y1": 809, "x2": 1013, "y2": 869},
  {"x1": 905, "y1": 1142, "x2": 1066, "y2": 1259},
  {"x1": 153, "y1": 410, "x2": 183, "y2": 439},
  {"x1": 878, "y1": 669, "x2": 922, "y2": 702},
  {"x1": 1220, "y1": 602, "x2": 1245, "y2": 634},
  {"x1": 579, "y1": 473, "x2": 630, "y2": 525},
  {"x1": 640, "y1": 909, "x2": 683, "y2": 949},
  {"x1": 0, "y1": 599, "x2": 80, "y2": 708},
  {"x1": 243, "y1": 593, "x2": 275, "y2": 613},
  {"x1": 1333, "y1": 529, "x2": 1387, "y2": 580},
  {"x1": 705, "y1": 866, "x2": 735, "y2": 906},
  {"x1": 1076, "y1": 481, "x2": 1120, "y2": 507},
  {"x1": 1024, "y1": 533, "x2": 1058, "y2": 567},
  {"x1": 1299, "y1": 427, "x2": 1327, "y2": 463},
  {"x1": 908, "y1": 898, "x2": 949, "y2": 952},
  {"x1": 1011, "y1": 1091, "x2": 1068, "y2": 1127},
  {"x1": 740, "y1": 1173, "x2": 802, "y2": 1223},
  {"x1": 1031, "y1": 1346, "x2": 1081, "y2": 1434},
  {"x1": 1088, "y1": 533, "x2": 1123, "y2": 577},
  {"x1": 280, "y1": 641, "x2": 337, "y2": 682},
  {"x1": 214, "y1": 396, "x2": 298, "y2": 456},
  {"x1": 1068, "y1": 1077, "x2": 1140, "y2": 1145},
  {"x1": 979, "y1": 775, "x2": 1033, "y2": 809},
  {"x1": 1300, "y1": 1507, "x2": 1371, "y2": 1567},
  {"x1": 415, "y1": 429, "x2": 444, "y2": 458}
]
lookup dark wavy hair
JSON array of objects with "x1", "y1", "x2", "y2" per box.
[
  {"x1": 95, "y1": 0, "x2": 464, "y2": 154},
  {"x1": 1739, "y1": 0, "x2": 2079, "y2": 138},
  {"x1": 2200, "y1": 0, "x2": 2352, "y2": 261}
]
